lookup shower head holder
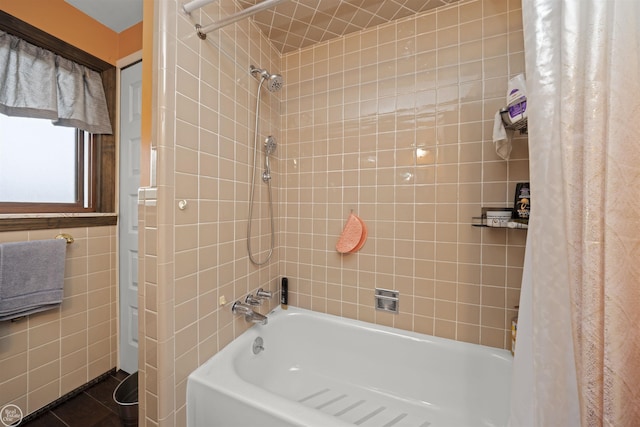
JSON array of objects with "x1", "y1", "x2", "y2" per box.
[
  {"x1": 250, "y1": 65, "x2": 283, "y2": 92},
  {"x1": 250, "y1": 65, "x2": 268, "y2": 78}
]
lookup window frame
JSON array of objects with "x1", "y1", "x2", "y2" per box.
[{"x1": 0, "y1": 11, "x2": 117, "y2": 230}]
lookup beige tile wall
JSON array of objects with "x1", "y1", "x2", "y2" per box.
[
  {"x1": 140, "y1": 1, "x2": 282, "y2": 425},
  {"x1": 280, "y1": 0, "x2": 528, "y2": 349},
  {"x1": 0, "y1": 226, "x2": 117, "y2": 417}
]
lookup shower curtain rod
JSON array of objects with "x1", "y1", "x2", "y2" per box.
[
  {"x1": 195, "y1": 0, "x2": 288, "y2": 40},
  {"x1": 182, "y1": 0, "x2": 218, "y2": 15}
]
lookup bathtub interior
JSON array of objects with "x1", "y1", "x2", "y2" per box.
[{"x1": 188, "y1": 307, "x2": 512, "y2": 427}]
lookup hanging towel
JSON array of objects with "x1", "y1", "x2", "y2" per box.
[
  {"x1": 0, "y1": 239, "x2": 66, "y2": 321},
  {"x1": 493, "y1": 110, "x2": 513, "y2": 160}
]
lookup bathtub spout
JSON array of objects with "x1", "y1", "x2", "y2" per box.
[
  {"x1": 249, "y1": 311, "x2": 268, "y2": 325},
  {"x1": 232, "y1": 301, "x2": 268, "y2": 325}
]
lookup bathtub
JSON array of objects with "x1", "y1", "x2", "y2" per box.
[{"x1": 187, "y1": 306, "x2": 512, "y2": 427}]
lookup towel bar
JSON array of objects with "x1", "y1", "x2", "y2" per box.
[{"x1": 55, "y1": 233, "x2": 74, "y2": 244}]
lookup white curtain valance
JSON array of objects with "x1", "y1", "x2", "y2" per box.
[{"x1": 0, "y1": 30, "x2": 112, "y2": 134}]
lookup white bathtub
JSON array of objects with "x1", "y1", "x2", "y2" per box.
[{"x1": 187, "y1": 306, "x2": 512, "y2": 427}]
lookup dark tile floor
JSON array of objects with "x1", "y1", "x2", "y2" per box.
[{"x1": 21, "y1": 370, "x2": 130, "y2": 427}]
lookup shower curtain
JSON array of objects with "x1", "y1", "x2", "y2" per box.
[{"x1": 511, "y1": 1, "x2": 640, "y2": 426}]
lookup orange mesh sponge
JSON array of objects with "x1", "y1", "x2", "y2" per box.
[
  {"x1": 349, "y1": 216, "x2": 367, "y2": 253},
  {"x1": 336, "y1": 213, "x2": 365, "y2": 253}
]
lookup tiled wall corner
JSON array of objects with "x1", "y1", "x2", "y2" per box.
[
  {"x1": 280, "y1": 0, "x2": 528, "y2": 350},
  {"x1": 143, "y1": 0, "x2": 528, "y2": 424}
]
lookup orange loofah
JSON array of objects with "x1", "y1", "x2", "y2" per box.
[{"x1": 336, "y1": 213, "x2": 364, "y2": 253}]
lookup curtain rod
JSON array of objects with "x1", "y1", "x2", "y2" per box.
[
  {"x1": 195, "y1": 0, "x2": 288, "y2": 40},
  {"x1": 183, "y1": 0, "x2": 218, "y2": 15}
]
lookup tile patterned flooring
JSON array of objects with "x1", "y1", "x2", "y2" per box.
[{"x1": 21, "y1": 370, "x2": 131, "y2": 427}]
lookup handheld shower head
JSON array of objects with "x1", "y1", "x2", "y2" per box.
[
  {"x1": 248, "y1": 65, "x2": 279, "y2": 266},
  {"x1": 264, "y1": 135, "x2": 277, "y2": 156},
  {"x1": 262, "y1": 136, "x2": 276, "y2": 183},
  {"x1": 250, "y1": 65, "x2": 283, "y2": 92}
]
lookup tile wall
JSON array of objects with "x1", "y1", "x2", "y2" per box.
[
  {"x1": 0, "y1": 226, "x2": 117, "y2": 417},
  {"x1": 139, "y1": 1, "x2": 282, "y2": 425},
  {"x1": 280, "y1": 0, "x2": 528, "y2": 348}
]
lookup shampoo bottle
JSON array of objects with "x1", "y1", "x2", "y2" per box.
[
  {"x1": 511, "y1": 306, "x2": 519, "y2": 355},
  {"x1": 281, "y1": 277, "x2": 288, "y2": 309},
  {"x1": 506, "y1": 74, "x2": 527, "y2": 125}
]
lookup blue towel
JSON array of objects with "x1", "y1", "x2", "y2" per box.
[{"x1": 0, "y1": 239, "x2": 66, "y2": 321}]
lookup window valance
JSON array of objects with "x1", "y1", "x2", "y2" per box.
[{"x1": 0, "y1": 30, "x2": 112, "y2": 134}]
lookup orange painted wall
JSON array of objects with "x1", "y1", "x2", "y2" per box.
[
  {"x1": 119, "y1": 21, "x2": 144, "y2": 60},
  {"x1": 0, "y1": 0, "x2": 142, "y2": 64},
  {"x1": 140, "y1": 1, "x2": 153, "y2": 187}
]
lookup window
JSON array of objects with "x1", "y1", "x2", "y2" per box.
[
  {"x1": 0, "y1": 115, "x2": 96, "y2": 212},
  {"x1": 0, "y1": 11, "x2": 116, "y2": 231}
]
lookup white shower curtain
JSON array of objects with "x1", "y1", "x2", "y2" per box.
[{"x1": 511, "y1": 1, "x2": 640, "y2": 426}]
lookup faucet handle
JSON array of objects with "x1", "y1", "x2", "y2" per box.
[
  {"x1": 231, "y1": 301, "x2": 251, "y2": 314},
  {"x1": 256, "y1": 288, "x2": 272, "y2": 299},
  {"x1": 245, "y1": 294, "x2": 262, "y2": 306}
]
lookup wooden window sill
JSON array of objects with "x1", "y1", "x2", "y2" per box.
[{"x1": 0, "y1": 213, "x2": 118, "y2": 231}]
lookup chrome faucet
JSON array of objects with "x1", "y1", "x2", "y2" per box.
[
  {"x1": 245, "y1": 294, "x2": 262, "y2": 306},
  {"x1": 232, "y1": 301, "x2": 268, "y2": 325}
]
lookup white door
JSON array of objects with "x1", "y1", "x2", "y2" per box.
[{"x1": 119, "y1": 61, "x2": 142, "y2": 374}]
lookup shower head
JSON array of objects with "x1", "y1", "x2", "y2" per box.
[
  {"x1": 250, "y1": 65, "x2": 284, "y2": 92},
  {"x1": 266, "y1": 74, "x2": 283, "y2": 92}
]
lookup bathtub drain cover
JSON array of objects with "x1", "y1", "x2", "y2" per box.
[{"x1": 253, "y1": 337, "x2": 264, "y2": 354}]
